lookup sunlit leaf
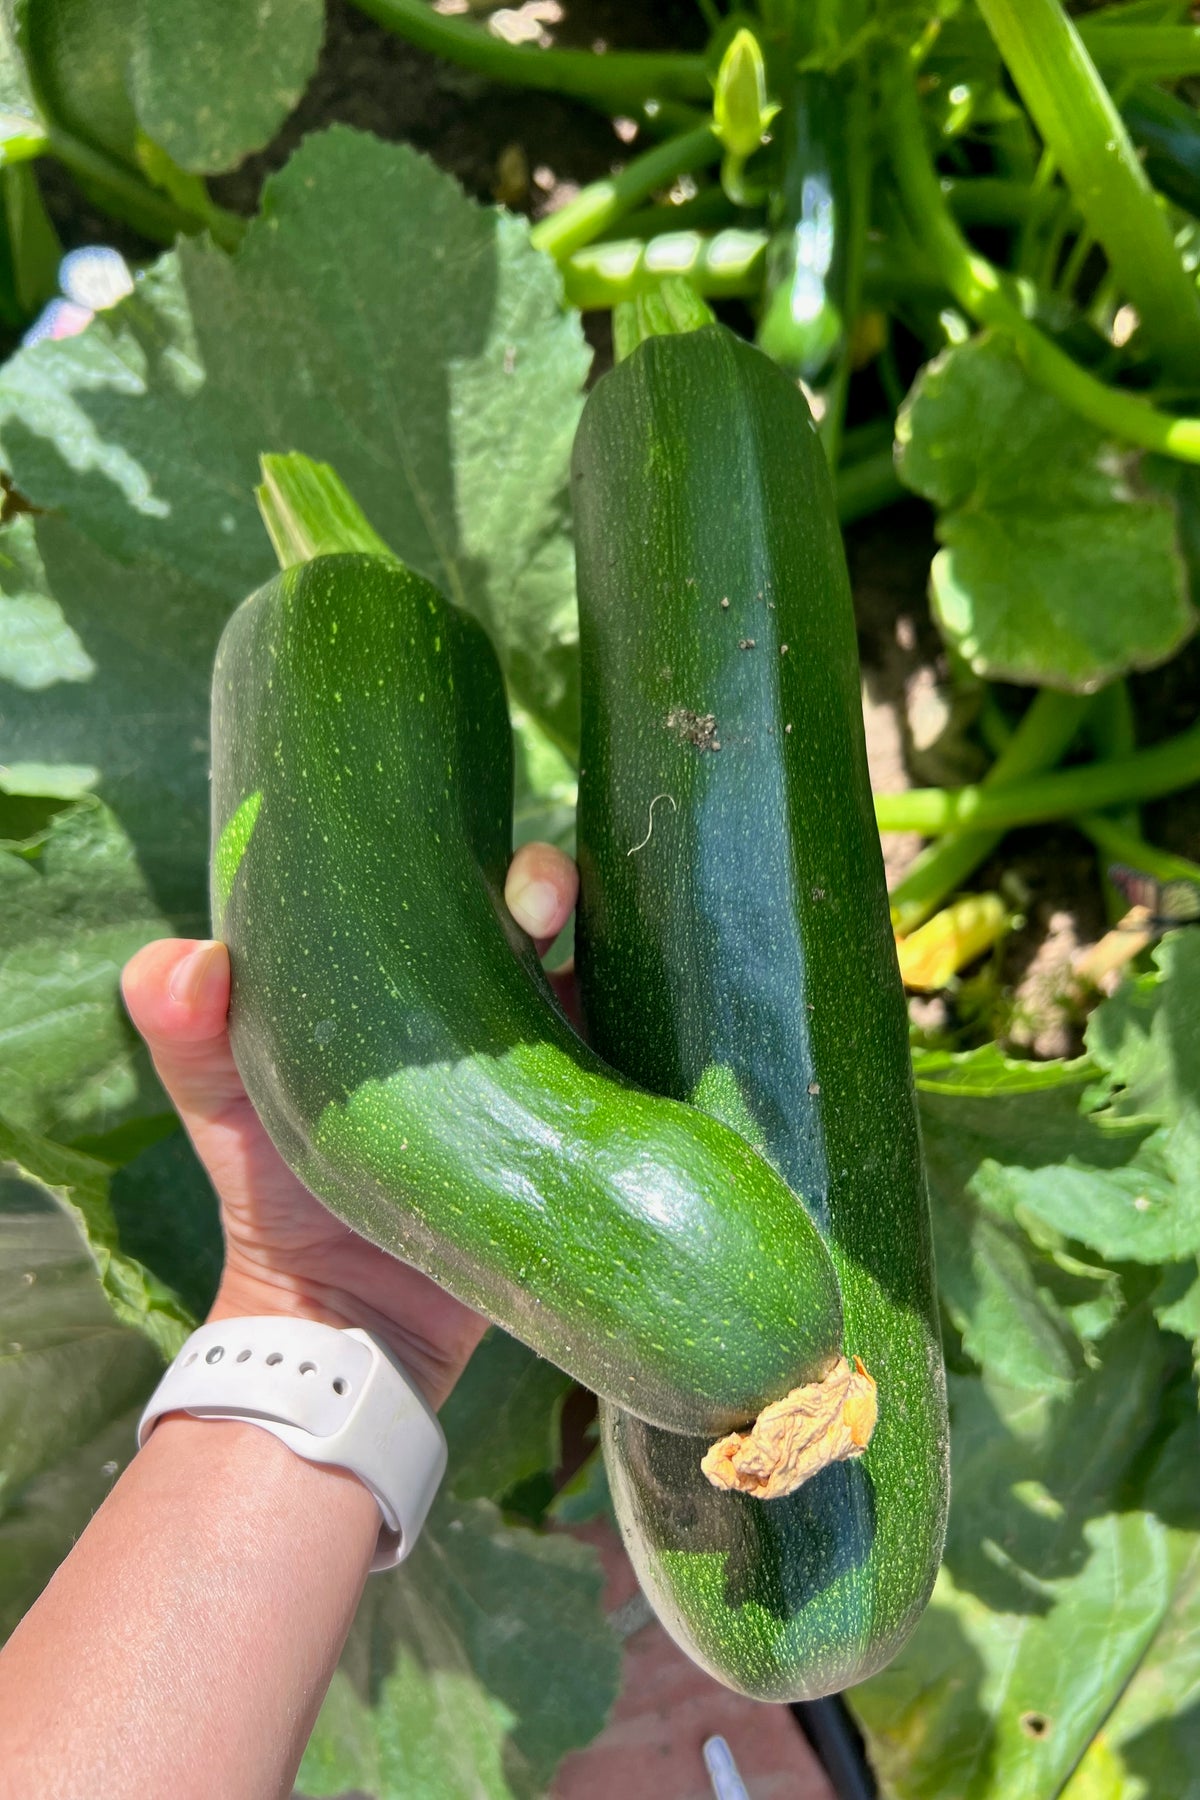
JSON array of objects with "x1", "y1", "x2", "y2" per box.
[
  {"x1": 897, "y1": 335, "x2": 1195, "y2": 691},
  {"x1": 297, "y1": 1497, "x2": 619, "y2": 1800}
]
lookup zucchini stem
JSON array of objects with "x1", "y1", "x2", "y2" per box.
[
  {"x1": 1079, "y1": 812, "x2": 1200, "y2": 887},
  {"x1": 256, "y1": 453, "x2": 397, "y2": 570},
  {"x1": 931, "y1": 20, "x2": 1200, "y2": 83},
  {"x1": 883, "y1": 50, "x2": 1200, "y2": 463},
  {"x1": 875, "y1": 716, "x2": 1200, "y2": 836},
  {"x1": 563, "y1": 225, "x2": 943, "y2": 312},
  {"x1": 42, "y1": 123, "x2": 245, "y2": 252},
  {"x1": 531, "y1": 124, "x2": 719, "y2": 262},
  {"x1": 348, "y1": 0, "x2": 711, "y2": 111},
  {"x1": 890, "y1": 689, "x2": 1093, "y2": 933},
  {"x1": 976, "y1": 0, "x2": 1200, "y2": 373},
  {"x1": 563, "y1": 227, "x2": 767, "y2": 308},
  {"x1": 1084, "y1": 679, "x2": 1141, "y2": 921},
  {"x1": 834, "y1": 445, "x2": 905, "y2": 525},
  {"x1": 612, "y1": 277, "x2": 715, "y2": 358}
]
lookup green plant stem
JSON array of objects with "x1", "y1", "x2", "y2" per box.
[
  {"x1": 874, "y1": 718, "x2": 1200, "y2": 836},
  {"x1": 819, "y1": 70, "x2": 871, "y2": 471},
  {"x1": 1056, "y1": 24, "x2": 1200, "y2": 82},
  {"x1": 835, "y1": 445, "x2": 904, "y2": 524},
  {"x1": 612, "y1": 275, "x2": 715, "y2": 358},
  {"x1": 1014, "y1": 147, "x2": 1058, "y2": 280},
  {"x1": 348, "y1": 0, "x2": 710, "y2": 110},
  {"x1": 1056, "y1": 223, "x2": 1099, "y2": 303},
  {"x1": 883, "y1": 51, "x2": 1200, "y2": 463},
  {"x1": 530, "y1": 125, "x2": 718, "y2": 262},
  {"x1": 1087, "y1": 678, "x2": 1137, "y2": 796},
  {"x1": 944, "y1": 175, "x2": 1074, "y2": 232},
  {"x1": 890, "y1": 690, "x2": 1092, "y2": 933},
  {"x1": 607, "y1": 185, "x2": 744, "y2": 241},
  {"x1": 563, "y1": 224, "x2": 944, "y2": 312},
  {"x1": 933, "y1": 20, "x2": 1200, "y2": 82},
  {"x1": 1085, "y1": 679, "x2": 1140, "y2": 921},
  {"x1": 1079, "y1": 812, "x2": 1200, "y2": 886},
  {"x1": 977, "y1": 0, "x2": 1200, "y2": 373},
  {"x1": 563, "y1": 227, "x2": 766, "y2": 308},
  {"x1": 43, "y1": 123, "x2": 244, "y2": 251}
]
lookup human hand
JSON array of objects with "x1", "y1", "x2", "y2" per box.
[{"x1": 121, "y1": 841, "x2": 579, "y2": 1408}]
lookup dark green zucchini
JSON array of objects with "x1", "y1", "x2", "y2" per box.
[
  {"x1": 1123, "y1": 83, "x2": 1200, "y2": 220},
  {"x1": 756, "y1": 70, "x2": 860, "y2": 387},
  {"x1": 573, "y1": 322, "x2": 948, "y2": 1698},
  {"x1": 211, "y1": 551, "x2": 845, "y2": 1434}
]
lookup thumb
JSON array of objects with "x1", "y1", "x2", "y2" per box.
[{"x1": 121, "y1": 938, "x2": 245, "y2": 1120}]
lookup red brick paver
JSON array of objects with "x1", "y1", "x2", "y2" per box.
[{"x1": 552, "y1": 1522, "x2": 836, "y2": 1800}]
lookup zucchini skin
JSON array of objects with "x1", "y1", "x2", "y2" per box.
[
  {"x1": 210, "y1": 552, "x2": 844, "y2": 1435},
  {"x1": 573, "y1": 326, "x2": 948, "y2": 1699},
  {"x1": 756, "y1": 71, "x2": 854, "y2": 385}
]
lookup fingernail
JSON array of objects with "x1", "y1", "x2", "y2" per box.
[
  {"x1": 168, "y1": 941, "x2": 225, "y2": 1008},
  {"x1": 506, "y1": 876, "x2": 560, "y2": 940}
]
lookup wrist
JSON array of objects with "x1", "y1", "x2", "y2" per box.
[
  {"x1": 206, "y1": 1260, "x2": 483, "y2": 1409},
  {"x1": 208, "y1": 1268, "x2": 361, "y2": 1335},
  {"x1": 140, "y1": 1316, "x2": 448, "y2": 1568}
]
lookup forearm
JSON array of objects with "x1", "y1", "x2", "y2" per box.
[{"x1": 0, "y1": 1412, "x2": 379, "y2": 1800}]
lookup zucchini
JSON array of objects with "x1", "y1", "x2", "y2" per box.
[
  {"x1": 756, "y1": 70, "x2": 860, "y2": 387},
  {"x1": 572, "y1": 322, "x2": 949, "y2": 1698},
  {"x1": 211, "y1": 550, "x2": 846, "y2": 1434}
]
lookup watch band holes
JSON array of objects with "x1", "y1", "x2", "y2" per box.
[
  {"x1": 265, "y1": 1351, "x2": 284, "y2": 1366},
  {"x1": 184, "y1": 1351, "x2": 199, "y2": 1366},
  {"x1": 236, "y1": 1348, "x2": 252, "y2": 1362},
  {"x1": 299, "y1": 1361, "x2": 317, "y2": 1376},
  {"x1": 205, "y1": 1345, "x2": 224, "y2": 1364},
  {"x1": 332, "y1": 1376, "x2": 349, "y2": 1395}
]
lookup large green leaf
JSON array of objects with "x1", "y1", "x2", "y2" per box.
[
  {"x1": 296, "y1": 1497, "x2": 619, "y2": 1800},
  {"x1": 129, "y1": 0, "x2": 324, "y2": 173},
  {"x1": 15, "y1": 0, "x2": 323, "y2": 174},
  {"x1": 912, "y1": 1042, "x2": 1096, "y2": 1098},
  {"x1": 982, "y1": 934, "x2": 1200, "y2": 1274},
  {"x1": 106, "y1": 1126, "x2": 222, "y2": 1325},
  {"x1": 0, "y1": 1176, "x2": 159, "y2": 1636},
  {"x1": 861, "y1": 943, "x2": 1200, "y2": 1796},
  {"x1": 0, "y1": 1144, "x2": 211, "y2": 1640},
  {"x1": 441, "y1": 1329, "x2": 573, "y2": 1505},
  {"x1": 0, "y1": 127, "x2": 588, "y2": 925},
  {"x1": 0, "y1": 1111, "x2": 193, "y2": 1356},
  {"x1": 0, "y1": 798, "x2": 174, "y2": 1146},
  {"x1": 1059, "y1": 1413, "x2": 1200, "y2": 1799},
  {"x1": 896, "y1": 334, "x2": 1195, "y2": 691},
  {"x1": 1156, "y1": 1261, "x2": 1200, "y2": 1385},
  {"x1": 0, "y1": 513, "x2": 92, "y2": 691},
  {"x1": 0, "y1": 128, "x2": 588, "y2": 1172},
  {"x1": 919, "y1": 1077, "x2": 1135, "y2": 1392},
  {"x1": 854, "y1": 1317, "x2": 1198, "y2": 1800},
  {"x1": 1088, "y1": 933, "x2": 1200, "y2": 1190}
]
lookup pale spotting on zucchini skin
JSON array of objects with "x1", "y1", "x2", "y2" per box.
[
  {"x1": 574, "y1": 324, "x2": 948, "y2": 1700},
  {"x1": 211, "y1": 550, "x2": 848, "y2": 1434}
]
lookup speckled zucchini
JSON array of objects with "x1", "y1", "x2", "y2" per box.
[
  {"x1": 210, "y1": 550, "x2": 846, "y2": 1435},
  {"x1": 572, "y1": 322, "x2": 949, "y2": 1698}
]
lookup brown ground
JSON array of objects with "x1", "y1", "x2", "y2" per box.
[{"x1": 551, "y1": 1520, "x2": 836, "y2": 1800}]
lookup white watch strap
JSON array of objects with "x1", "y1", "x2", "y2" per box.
[{"x1": 138, "y1": 1317, "x2": 447, "y2": 1570}]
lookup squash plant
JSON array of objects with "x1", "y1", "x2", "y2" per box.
[{"x1": 2, "y1": 2, "x2": 1200, "y2": 1796}]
